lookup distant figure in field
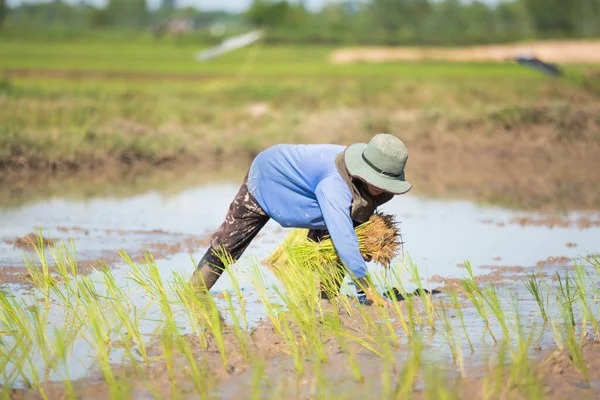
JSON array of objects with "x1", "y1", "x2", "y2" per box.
[{"x1": 190, "y1": 134, "x2": 411, "y2": 306}]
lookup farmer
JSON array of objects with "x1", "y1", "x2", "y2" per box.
[{"x1": 191, "y1": 134, "x2": 411, "y2": 306}]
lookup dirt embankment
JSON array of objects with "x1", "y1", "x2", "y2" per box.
[
  {"x1": 2, "y1": 102, "x2": 600, "y2": 211},
  {"x1": 331, "y1": 40, "x2": 600, "y2": 64}
]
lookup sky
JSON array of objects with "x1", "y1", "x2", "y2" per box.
[{"x1": 6, "y1": 0, "x2": 330, "y2": 13}]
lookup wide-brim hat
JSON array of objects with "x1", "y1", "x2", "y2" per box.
[{"x1": 344, "y1": 134, "x2": 412, "y2": 195}]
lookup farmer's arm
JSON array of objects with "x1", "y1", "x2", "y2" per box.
[{"x1": 315, "y1": 178, "x2": 387, "y2": 305}]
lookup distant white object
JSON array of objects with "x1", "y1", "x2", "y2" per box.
[{"x1": 196, "y1": 30, "x2": 264, "y2": 61}]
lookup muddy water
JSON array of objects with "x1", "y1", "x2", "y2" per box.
[
  {"x1": 1, "y1": 181, "x2": 599, "y2": 280},
  {"x1": 1, "y1": 181, "x2": 600, "y2": 389}
]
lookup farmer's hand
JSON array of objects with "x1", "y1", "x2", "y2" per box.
[
  {"x1": 362, "y1": 253, "x2": 373, "y2": 262},
  {"x1": 364, "y1": 287, "x2": 393, "y2": 309}
]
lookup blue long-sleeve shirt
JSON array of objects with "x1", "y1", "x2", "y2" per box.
[{"x1": 247, "y1": 144, "x2": 367, "y2": 280}]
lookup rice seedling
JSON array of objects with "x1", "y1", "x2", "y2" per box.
[
  {"x1": 482, "y1": 285, "x2": 509, "y2": 337},
  {"x1": 246, "y1": 263, "x2": 284, "y2": 335},
  {"x1": 484, "y1": 339, "x2": 508, "y2": 400},
  {"x1": 222, "y1": 290, "x2": 250, "y2": 362},
  {"x1": 97, "y1": 263, "x2": 150, "y2": 366},
  {"x1": 42, "y1": 243, "x2": 83, "y2": 330},
  {"x1": 553, "y1": 274, "x2": 589, "y2": 380},
  {"x1": 212, "y1": 247, "x2": 250, "y2": 330},
  {"x1": 506, "y1": 295, "x2": 540, "y2": 391},
  {"x1": 191, "y1": 291, "x2": 229, "y2": 369},
  {"x1": 424, "y1": 365, "x2": 455, "y2": 400},
  {"x1": 403, "y1": 256, "x2": 436, "y2": 329},
  {"x1": 384, "y1": 265, "x2": 415, "y2": 337},
  {"x1": 280, "y1": 315, "x2": 305, "y2": 375},
  {"x1": 28, "y1": 304, "x2": 56, "y2": 381},
  {"x1": 174, "y1": 333, "x2": 211, "y2": 399},
  {"x1": 523, "y1": 272, "x2": 549, "y2": 323},
  {"x1": 23, "y1": 231, "x2": 54, "y2": 301},
  {"x1": 378, "y1": 325, "x2": 397, "y2": 398},
  {"x1": 323, "y1": 313, "x2": 364, "y2": 382},
  {"x1": 272, "y1": 268, "x2": 328, "y2": 363},
  {"x1": 159, "y1": 323, "x2": 179, "y2": 399},
  {"x1": 123, "y1": 251, "x2": 175, "y2": 323},
  {"x1": 394, "y1": 336, "x2": 423, "y2": 399},
  {"x1": 561, "y1": 315, "x2": 588, "y2": 381},
  {"x1": 555, "y1": 272, "x2": 579, "y2": 327},
  {"x1": 573, "y1": 263, "x2": 599, "y2": 341},
  {"x1": 449, "y1": 289, "x2": 474, "y2": 353},
  {"x1": 0, "y1": 290, "x2": 33, "y2": 345},
  {"x1": 52, "y1": 328, "x2": 75, "y2": 399},
  {"x1": 461, "y1": 261, "x2": 496, "y2": 342},
  {"x1": 250, "y1": 358, "x2": 267, "y2": 400},
  {"x1": 82, "y1": 285, "x2": 124, "y2": 399},
  {"x1": 585, "y1": 254, "x2": 600, "y2": 280},
  {"x1": 171, "y1": 273, "x2": 209, "y2": 350},
  {"x1": 438, "y1": 298, "x2": 465, "y2": 377}
]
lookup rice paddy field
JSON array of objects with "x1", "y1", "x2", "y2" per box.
[{"x1": 1, "y1": 35, "x2": 600, "y2": 399}]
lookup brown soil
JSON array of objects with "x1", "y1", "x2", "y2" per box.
[
  {"x1": 512, "y1": 216, "x2": 600, "y2": 229},
  {"x1": 456, "y1": 339, "x2": 600, "y2": 399},
  {"x1": 428, "y1": 255, "x2": 572, "y2": 288},
  {"x1": 331, "y1": 40, "x2": 600, "y2": 64},
  {"x1": 536, "y1": 256, "x2": 572, "y2": 268},
  {"x1": 7, "y1": 233, "x2": 56, "y2": 249}
]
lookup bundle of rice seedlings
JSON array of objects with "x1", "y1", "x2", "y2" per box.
[
  {"x1": 264, "y1": 228, "x2": 308, "y2": 267},
  {"x1": 267, "y1": 213, "x2": 402, "y2": 270}
]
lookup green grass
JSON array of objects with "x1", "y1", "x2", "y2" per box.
[
  {"x1": 0, "y1": 61, "x2": 583, "y2": 166},
  {"x1": 0, "y1": 39, "x2": 548, "y2": 77}
]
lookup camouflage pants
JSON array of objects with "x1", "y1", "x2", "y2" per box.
[{"x1": 209, "y1": 173, "x2": 270, "y2": 262}]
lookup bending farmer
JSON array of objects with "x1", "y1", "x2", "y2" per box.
[{"x1": 191, "y1": 134, "x2": 411, "y2": 306}]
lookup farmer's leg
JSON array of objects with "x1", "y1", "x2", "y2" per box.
[
  {"x1": 308, "y1": 229, "x2": 346, "y2": 299},
  {"x1": 191, "y1": 176, "x2": 269, "y2": 291}
]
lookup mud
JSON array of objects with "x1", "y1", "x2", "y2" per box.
[
  {"x1": 8, "y1": 233, "x2": 55, "y2": 249},
  {"x1": 511, "y1": 216, "x2": 600, "y2": 229},
  {"x1": 456, "y1": 340, "x2": 600, "y2": 399},
  {"x1": 0, "y1": 227, "x2": 210, "y2": 288}
]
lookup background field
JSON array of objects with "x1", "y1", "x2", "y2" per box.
[{"x1": 1, "y1": 38, "x2": 600, "y2": 210}]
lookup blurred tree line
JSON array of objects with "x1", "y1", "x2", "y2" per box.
[
  {"x1": 248, "y1": 0, "x2": 600, "y2": 45},
  {"x1": 1, "y1": 0, "x2": 599, "y2": 45}
]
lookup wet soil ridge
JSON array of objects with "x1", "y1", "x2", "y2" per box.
[
  {"x1": 2, "y1": 240, "x2": 600, "y2": 399},
  {"x1": 2, "y1": 73, "x2": 600, "y2": 211},
  {"x1": 0, "y1": 230, "x2": 210, "y2": 286},
  {"x1": 6, "y1": 233, "x2": 56, "y2": 249}
]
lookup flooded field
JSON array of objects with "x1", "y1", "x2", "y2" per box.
[
  {"x1": 1, "y1": 178, "x2": 600, "y2": 399},
  {"x1": 1, "y1": 181, "x2": 599, "y2": 284}
]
